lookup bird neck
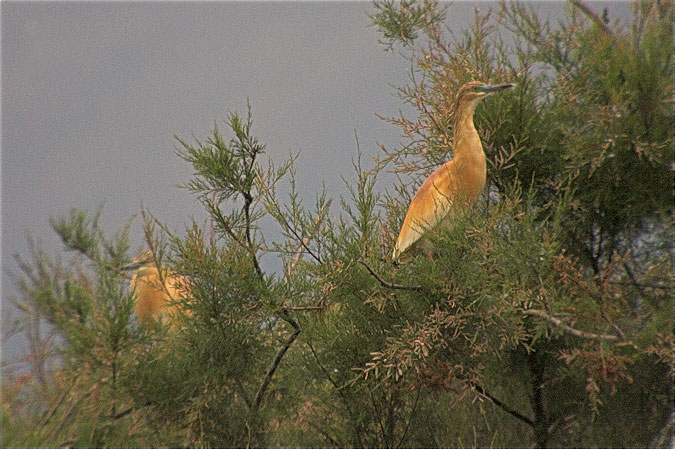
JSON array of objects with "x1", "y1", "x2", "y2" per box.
[
  {"x1": 452, "y1": 102, "x2": 484, "y2": 162},
  {"x1": 137, "y1": 265, "x2": 162, "y2": 278}
]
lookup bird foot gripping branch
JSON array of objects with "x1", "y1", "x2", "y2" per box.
[{"x1": 392, "y1": 82, "x2": 514, "y2": 262}]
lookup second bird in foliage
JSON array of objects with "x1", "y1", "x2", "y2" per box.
[{"x1": 124, "y1": 250, "x2": 190, "y2": 327}]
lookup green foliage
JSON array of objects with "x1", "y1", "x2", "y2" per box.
[
  {"x1": 367, "y1": 0, "x2": 673, "y2": 446},
  {"x1": 369, "y1": 0, "x2": 446, "y2": 50},
  {"x1": 3, "y1": 215, "x2": 161, "y2": 447},
  {"x1": 4, "y1": 1, "x2": 673, "y2": 448}
]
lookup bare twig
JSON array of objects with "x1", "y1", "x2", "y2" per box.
[
  {"x1": 284, "y1": 305, "x2": 326, "y2": 311},
  {"x1": 213, "y1": 210, "x2": 269, "y2": 285},
  {"x1": 601, "y1": 309, "x2": 626, "y2": 341},
  {"x1": 521, "y1": 309, "x2": 620, "y2": 341},
  {"x1": 505, "y1": 240, "x2": 625, "y2": 341}
]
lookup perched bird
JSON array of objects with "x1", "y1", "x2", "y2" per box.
[
  {"x1": 123, "y1": 250, "x2": 190, "y2": 326},
  {"x1": 393, "y1": 81, "x2": 514, "y2": 261}
]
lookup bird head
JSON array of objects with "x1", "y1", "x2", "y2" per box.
[
  {"x1": 455, "y1": 81, "x2": 514, "y2": 110},
  {"x1": 121, "y1": 249, "x2": 155, "y2": 271}
]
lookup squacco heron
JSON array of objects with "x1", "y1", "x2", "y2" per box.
[
  {"x1": 393, "y1": 81, "x2": 514, "y2": 261},
  {"x1": 124, "y1": 250, "x2": 190, "y2": 326}
]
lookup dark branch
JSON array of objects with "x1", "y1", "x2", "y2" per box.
[
  {"x1": 527, "y1": 350, "x2": 550, "y2": 448},
  {"x1": 469, "y1": 381, "x2": 535, "y2": 428},
  {"x1": 110, "y1": 400, "x2": 153, "y2": 421},
  {"x1": 398, "y1": 387, "x2": 421, "y2": 447},
  {"x1": 111, "y1": 406, "x2": 134, "y2": 420},
  {"x1": 242, "y1": 191, "x2": 264, "y2": 281},
  {"x1": 252, "y1": 312, "x2": 300, "y2": 411},
  {"x1": 213, "y1": 208, "x2": 264, "y2": 280},
  {"x1": 359, "y1": 260, "x2": 422, "y2": 291}
]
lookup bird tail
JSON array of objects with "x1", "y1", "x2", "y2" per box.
[
  {"x1": 392, "y1": 244, "x2": 413, "y2": 264},
  {"x1": 392, "y1": 244, "x2": 400, "y2": 261}
]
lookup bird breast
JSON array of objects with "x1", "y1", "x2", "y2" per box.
[
  {"x1": 420, "y1": 155, "x2": 486, "y2": 233},
  {"x1": 452, "y1": 153, "x2": 487, "y2": 203}
]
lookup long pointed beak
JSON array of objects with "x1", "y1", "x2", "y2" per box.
[
  {"x1": 480, "y1": 83, "x2": 515, "y2": 93},
  {"x1": 121, "y1": 261, "x2": 143, "y2": 272}
]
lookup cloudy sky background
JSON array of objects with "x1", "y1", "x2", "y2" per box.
[{"x1": 2, "y1": 1, "x2": 631, "y2": 366}]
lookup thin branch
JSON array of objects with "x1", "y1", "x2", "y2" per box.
[
  {"x1": 48, "y1": 381, "x2": 100, "y2": 443},
  {"x1": 111, "y1": 406, "x2": 134, "y2": 420},
  {"x1": 40, "y1": 374, "x2": 81, "y2": 427},
  {"x1": 288, "y1": 203, "x2": 329, "y2": 276},
  {"x1": 306, "y1": 420, "x2": 341, "y2": 447},
  {"x1": 622, "y1": 261, "x2": 651, "y2": 298},
  {"x1": 292, "y1": 228, "x2": 322, "y2": 264},
  {"x1": 601, "y1": 309, "x2": 626, "y2": 341},
  {"x1": 290, "y1": 237, "x2": 311, "y2": 274},
  {"x1": 369, "y1": 388, "x2": 388, "y2": 444},
  {"x1": 397, "y1": 387, "x2": 421, "y2": 448},
  {"x1": 610, "y1": 279, "x2": 672, "y2": 291},
  {"x1": 359, "y1": 260, "x2": 422, "y2": 291},
  {"x1": 521, "y1": 309, "x2": 620, "y2": 341},
  {"x1": 284, "y1": 305, "x2": 326, "y2": 311},
  {"x1": 527, "y1": 350, "x2": 550, "y2": 448},
  {"x1": 506, "y1": 240, "x2": 625, "y2": 341},
  {"x1": 306, "y1": 340, "x2": 362, "y2": 446},
  {"x1": 243, "y1": 191, "x2": 264, "y2": 281},
  {"x1": 265, "y1": 193, "x2": 324, "y2": 265},
  {"x1": 235, "y1": 378, "x2": 252, "y2": 409},
  {"x1": 214, "y1": 209, "x2": 264, "y2": 277},
  {"x1": 252, "y1": 314, "x2": 300, "y2": 411},
  {"x1": 569, "y1": 0, "x2": 611, "y2": 35}
]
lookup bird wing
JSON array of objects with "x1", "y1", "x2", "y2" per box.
[{"x1": 393, "y1": 162, "x2": 458, "y2": 259}]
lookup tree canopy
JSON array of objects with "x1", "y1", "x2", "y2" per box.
[{"x1": 3, "y1": 1, "x2": 673, "y2": 447}]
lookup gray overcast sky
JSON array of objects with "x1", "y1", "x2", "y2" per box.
[{"x1": 1, "y1": 1, "x2": 631, "y2": 364}]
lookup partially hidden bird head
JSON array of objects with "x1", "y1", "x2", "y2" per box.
[
  {"x1": 454, "y1": 81, "x2": 514, "y2": 111},
  {"x1": 121, "y1": 249, "x2": 155, "y2": 272}
]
